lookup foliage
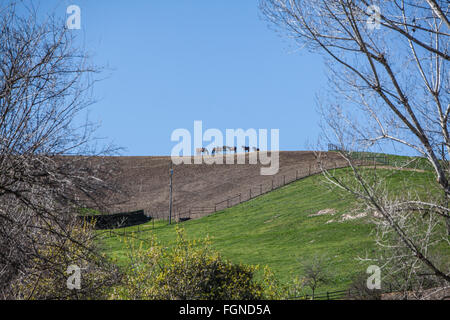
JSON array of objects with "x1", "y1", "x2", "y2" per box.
[
  {"x1": 12, "y1": 221, "x2": 119, "y2": 300},
  {"x1": 299, "y1": 256, "x2": 331, "y2": 298},
  {"x1": 110, "y1": 226, "x2": 285, "y2": 300},
  {"x1": 101, "y1": 169, "x2": 443, "y2": 293},
  {"x1": 0, "y1": 2, "x2": 120, "y2": 299}
]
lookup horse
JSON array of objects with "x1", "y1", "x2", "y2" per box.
[
  {"x1": 196, "y1": 147, "x2": 209, "y2": 155},
  {"x1": 212, "y1": 146, "x2": 238, "y2": 155},
  {"x1": 242, "y1": 146, "x2": 250, "y2": 153},
  {"x1": 212, "y1": 146, "x2": 224, "y2": 155}
]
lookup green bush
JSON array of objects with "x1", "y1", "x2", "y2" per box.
[{"x1": 110, "y1": 226, "x2": 284, "y2": 300}]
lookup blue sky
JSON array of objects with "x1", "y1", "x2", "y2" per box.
[{"x1": 38, "y1": 0, "x2": 327, "y2": 156}]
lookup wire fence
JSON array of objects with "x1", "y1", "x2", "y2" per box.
[
  {"x1": 116, "y1": 147, "x2": 428, "y2": 226},
  {"x1": 96, "y1": 159, "x2": 351, "y2": 235},
  {"x1": 328, "y1": 143, "x2": 389, "y2": 165},
  {"x1": 162, "y1": 160, "x2": 350, "y2": 223},
  {"x1": 287, "y1": 282, "x2": 426, "y2": 300},
  {"x1": 99, "y1": 149, "x2": 400, "y2": 231},
  {"x1": 327, "y1": 143, "x2": 436, "y2": 168},
  {"x1": 288, "y1": 289, "x2": 351, "y2": 300},
  {"x1": 95, "y1": 224, "x2": 415, "y2": 301},
  {"x1": 95, "y1": 150, "x2": 430, "y2": 300},
  {"x1": 97, "y1": 225, "x2": 155, "y2": 240},
  {"x1": 287, "y1": 287, "x2": 391, "y2": 300}
]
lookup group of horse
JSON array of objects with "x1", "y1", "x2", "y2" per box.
[{"x1": 196, "y1": 146, "x2": 260, "y2": 155}]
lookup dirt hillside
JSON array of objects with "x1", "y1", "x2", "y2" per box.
[{"x1": 105, "y1": 151, "x2": 345, "y2": 220}]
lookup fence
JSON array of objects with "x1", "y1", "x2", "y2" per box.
[
  {"x1": 97, "y1": 159, "x2": 350, "y2": 229},
  {"x1": 327, "y1": 143, "x2": 341, "y2": 152},
  {"x1": 287, "y1": 287, "x2": 389, "y2": 300},
  {"x1": 288, "y1": 289, "x2": 351, "y2": 300},
  {"x1": 350, "y1": 153, "x2": 389, "y2": 165},
  {"x1": 328, "y1": 144, "x2": 389, "y2": 166},
  {"x1": 100, "y1": 151, "x2": 389, "y2": 226},
  {"x1": 287, "y1": 282, "x2": 421, "y2": 300},
  {"x1": 162, "y1": 159, "x2": 349, "y2": 223},
  {"x1": 97, "y1": 224, "x2": 155, "y2": 239}
]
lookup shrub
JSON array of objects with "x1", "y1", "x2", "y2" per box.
[
  {"x1": 111, "y1": 226, "x2": 284, "y2": 300},
  {"x1": 12, "y1": 220, "x2": 120, "y2": 300},
  {"x1": 346, "y1": 273, "x2": 382, "y2": 300}
]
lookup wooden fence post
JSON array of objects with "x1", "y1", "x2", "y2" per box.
[{"x1": 161, "y1": 166, "x2": 333, "y2": 220}]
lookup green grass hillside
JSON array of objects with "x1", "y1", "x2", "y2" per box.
[{"x1": 98, "y1": 167, "x2": 444, "y2": 294}]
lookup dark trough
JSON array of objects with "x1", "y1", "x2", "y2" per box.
[{"x1": 79, "y1": 210, "x2": 151, "y2": 230}]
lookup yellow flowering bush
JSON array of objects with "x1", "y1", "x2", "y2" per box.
[{"x1": 111, "y1": 226, "x2": 286, "y2": 300}]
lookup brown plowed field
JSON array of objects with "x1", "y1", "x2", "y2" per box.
[{"x1": 106, "y1": 151, "x2": 346, "y2": 219}]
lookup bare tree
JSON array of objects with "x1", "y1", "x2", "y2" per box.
[
  {"x1": 300, "y1": 256, "x2": 330, "y2": 299},
  {"x1": 373, "y1": 199, "x2": 450, "y2": 298},
  {"x1": 261, "y1": 0, "x2": 450, "y2": 292},
  {"x1": 0, "y1": 2, "x2": 120, "y2": 299}
]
